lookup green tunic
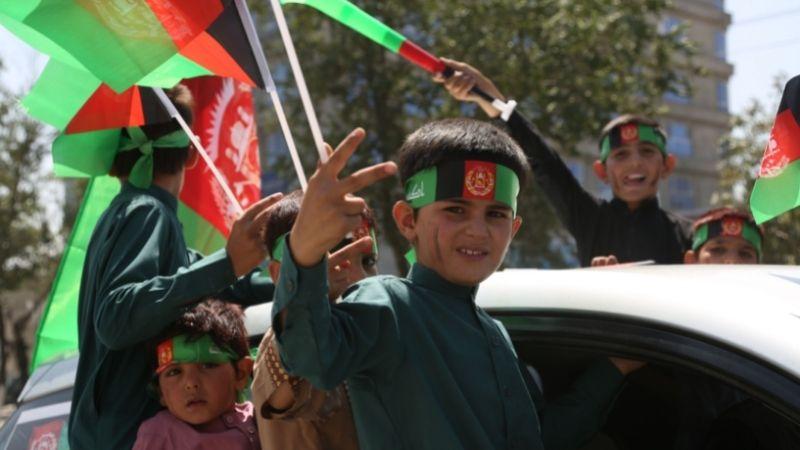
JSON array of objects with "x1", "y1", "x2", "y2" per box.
[{"x1": 68, "y1": 183, "x2": 274, "y2": 450}]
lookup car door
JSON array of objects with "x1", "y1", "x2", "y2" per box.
[{"x1": 492, "y1": 310, "x2": 800, "y2": 450}]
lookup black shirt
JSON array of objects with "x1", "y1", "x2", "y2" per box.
[{"x1": 502, "y1": 111, "x2": 691, "y2": 266}]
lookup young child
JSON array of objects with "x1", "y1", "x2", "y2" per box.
[
  {"x1": 435, "y1": 59, "x2": 691, "y2": 266},
  {"x1": 271, "y1": 124, "x2": 631, "y2": 450},
  {"x1": 684, "y1": 207, "x2": 762, "y2": 265},
  {"x1": 68, "y1": 86, "x2": 280, "y2": 450},
  {"x1": 133, "y1": 299, "x2": 259, "y2": 450},
  {"x1": 252, "y1": 190, "x2": 379, "y2": 450}
]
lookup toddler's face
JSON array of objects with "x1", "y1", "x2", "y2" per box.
[{"x1": 158, "y1": 361, "x2": 243, "y2": 427}]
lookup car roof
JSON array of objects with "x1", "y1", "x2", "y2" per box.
[
  {"x1": 476, "y1": 264, "x2": 800, "y2": 378},
  {"x1": 245, "y1": 264, "x2": 800, "y2": 379}
]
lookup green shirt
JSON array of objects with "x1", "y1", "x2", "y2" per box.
[
  {"x1": 272, "y1": 238, "x2": 542, "y2": 450},
  {"x1": 273, "y1": 238, "x2": 625, "y2": 450},
  {"x1": 68, "y1": 183, "x2": 274, "y2": 450}
]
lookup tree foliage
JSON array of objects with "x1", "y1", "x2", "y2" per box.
[
  {"x1": 715, "y1": 75, "x2": 800, "y2": 264},
  {"x1": 257, "y1": 0, "x2": 696, "y2": 271},
  {"x1": 0, "y1": 62, "x2": 59, "y2": 403}
]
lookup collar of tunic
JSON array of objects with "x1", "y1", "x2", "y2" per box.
[
  {"x1": 121, "y1": 181, "x2": 178, "y2": 212},
  {"x1": 407, "y1": 263, "x2": 478, "y2": 302}
]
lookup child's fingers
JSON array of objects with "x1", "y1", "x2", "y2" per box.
[
  {"x1": 240, "y1": 192, "x2": 284, "y2": 222},
  {"x1": 329, "y1": 236, "x2": 373, "y2": 264},
  {"x1": 339, "y1": 162, "x2": 398, "y2": 195},
  {"x1": 326, "y1": 128, "x2": 366, "y2": 176},
  {"x1": 341, "y1": 195, "x2": 367, "y2": 216}
]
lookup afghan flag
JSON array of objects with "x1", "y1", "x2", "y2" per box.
[
  {"x1": 750, "y1": 75, "x2": 800, "y2": 224},
  {"x1": 2, "y1": 0, "x2": 264, "y2": 96},
  {"x1": 31, "y1": 76, "x2": 263, "y2": 370},
  {"x1": 281, "y1": 0, "x2": 445, "y2": 74}
]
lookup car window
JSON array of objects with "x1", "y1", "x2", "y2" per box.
[
  {"x1": 498, "y1": 313, "x2": 800, "y2": 450},
  {"x1": 0, "y1": 389, "x2": 71, "y2": 450}
]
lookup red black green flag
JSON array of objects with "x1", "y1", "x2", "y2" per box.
[{"x1": 750, "y1": 75, "x2": 800, "y2": 224}]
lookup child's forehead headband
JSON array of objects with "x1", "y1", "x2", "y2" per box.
[
  {"x1": 599, "y1": 122, "x2": 667, "y2": 162},
  {"x1": 403, "y1": 159, "x2": 521, "y2": 215}
]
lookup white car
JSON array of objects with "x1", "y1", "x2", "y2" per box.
[{"x1": 3, "y1": 264, "x2": 800, "y2": 449}]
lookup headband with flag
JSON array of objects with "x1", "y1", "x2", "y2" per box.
[
  {"x1": 117, "y1": 127, "x2": 191, "y2": 189},
  {"x1": 156, "y1": 334, "x2": 239, "y2": 375},
  {"x1": 692, "y1": 215, "x2": 763, "y2": 258},
  {"x1": 600, "y1": 123, "x2": 667, "y2": 162},
  {"x1": 405, "y1": 160, "x2": 521, "y2": 215}
]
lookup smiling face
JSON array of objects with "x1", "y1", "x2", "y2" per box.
[
  {"x1": 594, "y1": 142, "x2": 675, "y2": 209},
  {"x1": 693, "y1": 235, "x2": 759, "y2": 265},
  {"x1": 394, "y1": 198, "x2": 522, "y2": 286},
  {"x1": 158, "y1": 359, "x2": 250, "y2": 427}
]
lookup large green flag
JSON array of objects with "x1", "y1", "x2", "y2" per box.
[{"x1": 31, "y1": 176, "x2": 120, "y2": 368}]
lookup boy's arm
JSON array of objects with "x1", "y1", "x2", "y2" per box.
[
  {"x1": 272, "y1": 236, "x2": 403, "y2": 390},
  {"x1": 93, "y1": 194, "x2": 282, "y2": 350},
  {"x1": 532, "y1": 359, "x2": 627, "y2": 450},
  {"x1": 435, "y1": 59, "x2": 601, "y2": 237},
  {"x1": 187, "y1": 249, "x2": 275, "y2": 306}
]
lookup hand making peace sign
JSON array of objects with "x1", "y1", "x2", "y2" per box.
[{"x1": 289, "y1": 128, "x2": 397, "y2": 268}]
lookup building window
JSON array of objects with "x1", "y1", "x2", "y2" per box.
[
  {"x1": 659, "y1": 17, "x2": 682, "y2": 35},
  {"x1": 663, "y1": 89, "x2": 690, "y2": 105},
  {"x1": 714, "y1": 31, "x2": 726, "y2": 59},
  {"x1": 717, "y1": 82, "x2": 729, "y2": 112},
  {"x1": 666, "y1": 122, "x2": 693, "y2": 157},
  {"x1": 713, "y1": 0, "x2": 724, "y2": 10},
  {"x1": 565, "y1": 158, "x2": 585, "y2": 184},
  {"x1": 669, "y1": 176, "x2": 694, "y2": 210}
]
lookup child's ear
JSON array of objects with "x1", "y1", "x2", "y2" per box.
[
  {"x1": 267, "y1": 261, "x2": 281, "y2": 283},
  {"x1": 392, "y1": 201, "x2": 417, "y2": 241},
  {"x1": 592, "y1": 160, "x2": 608, "y2": 183},
  {"x1": 234, "y1": 357, "x2": 254, "y2": 390},
  {"x1": 511, "y1": 216, "x2": 523, "y2": 238},
  {"x1": 662, "y1": 154, "x2": 677, "y2": 178},
  {"x1": 683, "y1": 250, "x2": 697, "y2": 264}
]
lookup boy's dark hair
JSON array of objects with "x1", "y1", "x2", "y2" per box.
[
  {"x1": 264, "y1": 190, "x2": 304, "y2": 259},
  {"x1": 599, "y1": 114, "x2": 668, "y2": 144},
  {"x1": 396, "y1": 118, "x2": 529, "y2": 188},
  {"x1": 263, "y1": 190, "x2": 378, "y2": 259},
  {"x1": 160, "y1": 298, "x2": 248, "y2": 361},
  {"x1": 109, "y1": 85, "x2": 195, "y2": 179}
]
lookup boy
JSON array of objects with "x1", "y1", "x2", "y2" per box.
[
  {"x1": 133, "y1": 299, "x2": 259, "y2": 450},
  {"x1": 69, "y1": 85, "x2": 282, "y2": 449},
  {"x1": 684, "y1": 207, "x2": 762, "y2": 265},
  {"x1": 272, "y1": 124, "x2": 631, "y2": 450},
  {"x1": 252, "y1": 190, "x2": 379, "y2": 450},
  {"x1": 436, "y1": 59, "x2": 691, "y2": 266}
]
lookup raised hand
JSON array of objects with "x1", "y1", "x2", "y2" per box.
[
  {"x1": 227, "y1": 193, "x2": 285, "y2": 277},
  {"x1": 290, "y1": 128, "x2": 397, "y2": 268},
  {"x1": 433, "y1": 58, "x2": 507, "y2": 118}
]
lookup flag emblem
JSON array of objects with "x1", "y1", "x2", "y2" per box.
[
  {"x1": 465, "y1": 164, "x2": 495, "y2": 198},
  {"x1": 157, "y1": 340, "x2": 174, "y2": 367},
  {"x1": 407, "y1": 180, "x2": 425, "y2": 200},
  {"x1": 620, "y1": 124, "x2": 639, "y2": 143},
  {"x1": 721, "y1": 217, "x2": 743, "y2": 237}
]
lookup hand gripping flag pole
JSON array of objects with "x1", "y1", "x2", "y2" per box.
[
  {"x1": 154, "y1": 88, "x2": 244, "y2": 215},
  {"x1": 280, "y1": 0, "x2": 517, "y2": 121},
  {"x1": 234, "y1": 0, "x2": 308, "y2": 190},
  {"x1": 269, "y1": 0, "x2": 329, "y2": 163}
]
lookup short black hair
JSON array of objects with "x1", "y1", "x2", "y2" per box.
[
  {"x1": 109, "y1": 84, "x2": 195, "y2": 179},
  {"x1": 396, "y1": 118, "x2": 529, "y2": 188},
  {"x1": 264, "y1": 190, "x2": 304, "y2": 258},
  {"x1": 263, "y1": 190, "x2": 379, "y2": 258},
  {"x1": 159, "y1": 298, "x2": 248, "y2": 362}
]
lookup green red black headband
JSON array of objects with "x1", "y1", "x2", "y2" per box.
[
  {"x1": 599, "y1": 123, "x2": 667, "y2": 163},
  {"x1": 692, "y1": 215, "x2": 763, "y2": 258},
  {"x1": 404, "y1": 160, "x2": 521, "y2": 215},
  {"x1": 155, "y1": 334, "x2": 239, "y2": 375}
]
